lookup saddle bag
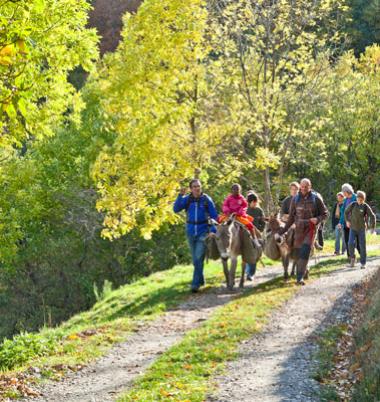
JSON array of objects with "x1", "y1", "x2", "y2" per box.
[
  {"x1": 206, "y1": 236, "x2": 220, "y2": 260},
  {"x1": 241, "y1": 229, "x2": 262, "y2": 265},
  {"x1": 264, "y1": 235, "x2": 281, "y2": 261}
]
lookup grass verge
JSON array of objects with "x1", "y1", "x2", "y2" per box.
[
  {"x1": 0, "y1": 238, "x2": 377, "y2": 399},
  {"x1": 0, "y1": 247, "x2": 283, "y2": 375},
  {"x1": 322, "y1": 233, "x2": 379, "y2": 255},
  {"x1": 118, "y1": 251, "x2": 380, "y2": 402},
  {"x1": 0, "y1": 254, "x2": 278, "y2": 378},
  {"x1": 0, "y1": 261, "x2": 225, "y2": 375}
]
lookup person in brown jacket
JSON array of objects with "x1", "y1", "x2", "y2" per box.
[{"x1": 280, "y1": 178, "x2": 328, "y2": 285}]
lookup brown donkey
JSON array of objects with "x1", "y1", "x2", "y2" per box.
[
  {"x1": 264, "y1": 215, "x2": 297, "y2": 281},
  {"x1": 264, "y1": 215, "x2": 318, "y2": 281}
]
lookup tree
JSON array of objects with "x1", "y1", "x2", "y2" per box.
[
  {"x1": 312, "y1": 46, "x2": 380, "y2": 203},
  {"x1": 93, "y1": 0, "x2": 227, "y2": 239},
  {"x1": 0, "y1": 84, "x2": 190, "y2": 337},
  {"x1": 347, "y1": 0, "x2": 380, "y2": 55},
  {"x1": 208, "y1": 0, "x2": 347, "y2": 212},
  {"x1": 0, "y1": 0, "x2": 98, "y2": 147}
]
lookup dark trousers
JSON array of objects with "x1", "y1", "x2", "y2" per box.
[
  {"x1": 348, "y1": 229, "x2": 366, "y2": 265},
  {"x1": 296, "y1": 244, "x2": 312, "y2": 282},
  {"x1": 344, "y1": 227, "x2": 360, "y2": 257}
]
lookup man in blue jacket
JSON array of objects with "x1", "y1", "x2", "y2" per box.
[{"x1": 174, "y1": 179, "x2": 218, "y2": 293}]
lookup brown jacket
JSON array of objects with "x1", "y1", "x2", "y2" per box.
[{"x1": 284, "y1": 191, "x2": 328, "y2": 247}]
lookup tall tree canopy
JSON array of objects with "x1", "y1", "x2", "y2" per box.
[
  {"x1": 93, "y1": 0, "x2": 228, "y2": 239},
  {"x1": 207, "y1": 0, "x2": 347, "y2": 211},
  {"x1": 0, "y1": 0, "x2": 98, "y2": 147}
]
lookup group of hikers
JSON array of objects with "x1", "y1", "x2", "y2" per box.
[
  {"x1": 331, "y1": 183, "x2": 376, "y2": 265},
  {"x1": 174, "y1": 178, "x2": 376, "y2": 292}
]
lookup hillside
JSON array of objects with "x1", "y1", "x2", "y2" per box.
[
  {"x1": 89, "y1": 0, "x2": 143, "y2": 54},
  {"x1": 1, "y1": 242, "x2": 379, "y2": 400}
]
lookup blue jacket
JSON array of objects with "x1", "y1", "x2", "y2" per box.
[
  {"x1": 339, "y1": 193, "x2": 357, "y2": 227},
  {"x1": 173, "y1": 193, "x2": 218, "y2": 236}
]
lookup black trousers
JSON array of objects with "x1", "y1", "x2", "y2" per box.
[{"x1": 344, "y1": 227, "x2": 360, "y2": 257}]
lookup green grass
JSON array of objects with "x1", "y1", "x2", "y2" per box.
[
  {"x1": 322, "y1": 233, "x2": 379, "y2": 255},
  {"x1": 120, "y1": 276, "x2": 296, "y2": 402},
  {"x1": 0, "y1": 254, "x2": 277, "y2": 375},
  {"x1": 0, "y1": 260, "x2": 224, "y2": 374},
  {"x1": 118, "y1": 251, "x2": 380, "y2": 402}
]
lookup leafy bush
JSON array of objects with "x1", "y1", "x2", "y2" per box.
[{"x1": 0, "y1": 331, "x2": 59, "y2": 370}]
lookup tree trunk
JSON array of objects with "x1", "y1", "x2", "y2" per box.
[{"x1": 263, "y1": 168, "x2": 275, "y2": 214}]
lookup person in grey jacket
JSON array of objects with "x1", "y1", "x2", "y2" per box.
[{"x1": 344, "y1": 191, "x2": 376, "y2": 269}]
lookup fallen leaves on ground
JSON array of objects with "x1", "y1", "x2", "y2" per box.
[
  {"x1": 0, "y1": 373, "x2": 40, "y2": 400},
  {"x1": 322, "y1": 276, "x2": 372, "y2": 400}
]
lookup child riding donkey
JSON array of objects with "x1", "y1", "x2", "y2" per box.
[{"x1": 219, "y1": 184, "x2": 261, "y2": 248}]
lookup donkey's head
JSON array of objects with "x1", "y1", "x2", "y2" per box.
[
  {"x1": 265, "y1": 214, "x2": 285, "y2": 245},
  {"x1": 213, "y1": 217, "x2": 240, "y2": 260},
  {"x1": 265, "y1": 214, "x2": 283, "y2": 235}
]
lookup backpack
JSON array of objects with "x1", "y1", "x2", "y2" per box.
[
  {"x1": 185, "y1": 194, "x2": 210, "y2": 225},
  {"x1": 351, "y1": 201, "x2": 369, "y2": 222},
  {"x1": 294, "y1": 191, "x2": 321, "y2": 215},
  {"x1": 185, "y1": 194, "x2": 210, "y2": 213},
  {"x1": 294, "y1": 191, "x2": 318, "y2": 206}
]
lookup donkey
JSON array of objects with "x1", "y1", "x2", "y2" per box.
[
  {"x1": 264, "y1": 215, "x2": 296, "y2": 281},
  {"x1": 211, "y1": 216, "x2": 261, "y2": 290},
  {"x1": 264, "y1": 215, "x2": 318, "y2": 281}
]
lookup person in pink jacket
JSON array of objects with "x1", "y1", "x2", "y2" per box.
[
  {"x1": 219, "y1": 184, "x2": 262, "y2": 249},
  {"x1": 219, "y1": 184, "x2": 254, "y2": 230}
]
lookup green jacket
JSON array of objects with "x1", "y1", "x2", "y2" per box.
[
  {"x1": 247, "y1": 206, "x2": 265, "y2": 232},
  {"x1": 344, "y1": 202, "x2": 376, "y2": 231}
]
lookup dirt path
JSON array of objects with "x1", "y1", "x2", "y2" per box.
[
  {"x1": 23, "y1": 259, "x2": 289, "y2": 402},
  {"x1": 22, "y1": 252, "x2": 356, "y2": 402},
  {"x1": 208, "y1": 257, "x2": 380, "y2": 402}
]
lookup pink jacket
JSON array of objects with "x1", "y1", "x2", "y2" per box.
[{"x1": 222, "y1": 194, "x2": 248, "y2": 216}]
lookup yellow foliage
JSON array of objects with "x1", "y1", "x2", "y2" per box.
[{"x1": 93, "y1": 0, "x2": 227, "y2": 239}]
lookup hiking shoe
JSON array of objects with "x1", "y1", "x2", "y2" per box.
[
  {"x1": 246, "y1": 275, "x2": 253, "y2": 282},
  {"x1": 253, "y1": 238, "x2": 261, "y2": 249},
  {"x1": 191, "y1": 287, "x2": 199, "y2": 293},
  {"x1": 350, "y1": 258, "x2": 355, "y2": 268},
  {"x1": 361, "y1": 265, "x2": 366, "y2": 270},
  {"x1": 296, "y1": 280, "x2": 305, "y2": 286}
]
